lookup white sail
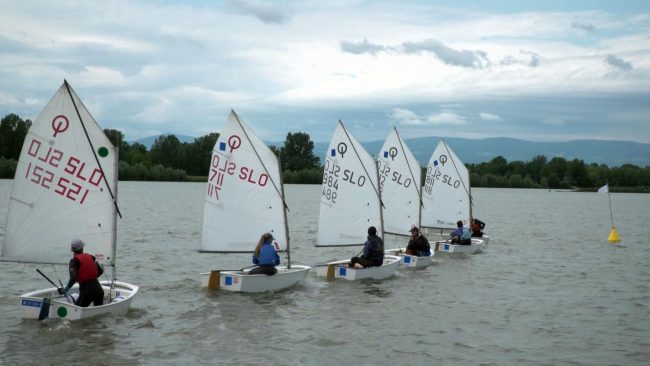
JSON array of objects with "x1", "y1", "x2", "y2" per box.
[
  {"x1": 421, "y1": 139, "x2": 470, "y2": 230},
  {"x1": 317, "y1": 121, "x2": 381, "y2": 246},
  {"x1": 201, "y1": 110, "x2": 286, "y2": 252},
  {"x1": 2, "y1": 81, "x2": 117, "y2": 265},
  {"x1": 378, "y1": 127, "x2": 422, "y2": 236}
]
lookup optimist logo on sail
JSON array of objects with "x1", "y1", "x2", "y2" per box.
[{"x1": 51, "y1": 115, "x2": 69, "y2": 137}]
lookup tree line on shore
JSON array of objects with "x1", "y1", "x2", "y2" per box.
[{"x1": 1, "y1": 113, "x2": 649, "y2": 190}]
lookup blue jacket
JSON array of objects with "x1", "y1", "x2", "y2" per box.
[
  {"x1": 252, "y1": 240, "x2": 280, "y2": 266},
  {"x1": 451, "y1": 227, "x2": 470, "y2": 239}
]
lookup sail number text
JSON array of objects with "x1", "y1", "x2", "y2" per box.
[
  {"x1": 423, "y1": 165, "x2": 461, "y2": 194},
  {"x1": 207, "y1": 154, "x2": 269, "y2": 201},
  {"x1": 322, "y1": 158, "x2": 369, "y2": 204},
  {"x1": 378, "y1": 161, "x2": 412, "y2": 193},
  {"x1": 23, "y1": 137, "x2": 103, "y2": 205}
]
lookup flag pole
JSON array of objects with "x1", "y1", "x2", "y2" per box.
[
  {"x1": 607, "y1": 189, "x2": 614, "y2": 227},
  {"x1": 601, "y1": 182, "x2": 621, "y2": 243}
]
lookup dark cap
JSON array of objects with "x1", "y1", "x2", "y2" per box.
[
  {"x1": 409, "y1": 225, "x2": 419, "y2": 233},
  {"x1": 368, "y1": 226, "x2": 377, "y2": 236}
]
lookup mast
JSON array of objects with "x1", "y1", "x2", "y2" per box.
[
  {"x1": 111, "y1": 147, "x2": 119, "y2": 284},
  {"x1": 279, "y1": 154, "x2": 291, "y2": 268},
  {"x1": 376, "y1": 159, "x2": 385, "y2": 242}
]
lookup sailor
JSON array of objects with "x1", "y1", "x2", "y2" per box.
[
  {"x1": 349, "y1": 226, "x2": 384, "y2": 268},
  {"x1": 58, "y1": 239, "x2": 105, "y2": 307},
  {"x1": 470, "y1": 218, "x2": 486, "y2": 238},
  {"x1": 249, "y1": 233, "x2": 280, "y2": 275},
  {"x1": 405, "y1": 225, "x2": 431, "y2": 256},
  {"x1": 450, "y1": 221, "x2": 472, "y2": 245}
]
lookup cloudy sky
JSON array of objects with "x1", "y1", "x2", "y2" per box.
[{"x1": 1, "y1": 0, "x2": 649, "y2": 143}]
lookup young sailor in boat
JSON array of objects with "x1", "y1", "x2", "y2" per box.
[
  {"x1": 349, "y1": 226, "x2": 384, "y2": 269},
  {"x1": 249, "y1": 233, "x2": 280, "y2": 275},
  {"x1": 405, "y1": 225, "x2": 431, "y2": 256},
  {"x1": 470, "y1": 218, "x2": 485, "y2": 238},
  {"x1": 58, "y1": 239, "x2": 105, "y2": 307},
  {"x1": 450, "y1": 221, "x2": 472, "y2": 245}
]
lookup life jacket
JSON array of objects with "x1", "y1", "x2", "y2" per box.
[
  {"x1": 461, "y1": 228, "x2": 471, "y2": 241},
  {"x1": 368, "y1": 236, "x2": 384, "y2": 263},
  {"x1": 255, "y1": 241, "x2": 280, "y2": 266},
  {"x1": 74, "y1": 253, "x2": 99, "y2": 284}
]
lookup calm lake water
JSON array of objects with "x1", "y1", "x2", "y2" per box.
[{"x1": 0, "y1": 180, "x2": 649, "y2": 365}]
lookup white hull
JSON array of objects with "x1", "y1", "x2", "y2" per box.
[
  {"x1": 424, "y1": 229, "x2": 490, "y2": 248},
  {"x1": 433, "y1": 238, "x2": 485, "y2": 255},
  {"x1": 200, "y1": 265, "x2": 310, "y2": 292},
  {"x1": 314, "y1": 255, "x2": 401, "y2": 280},
  {"x1": 384, "y1": 249, "x2": 434, "y2": 268},
  {"x1": 19, "y1": 281, "x2": 138, "y2": 320}
]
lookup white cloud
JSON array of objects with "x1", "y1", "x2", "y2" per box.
[
  {"x1": 389, "y1": 108, "x2": 421, "y2": 125},
  {"x1": 479, "y1": 112, "x2": 502, "y2": 121},
  {"x1": 78, "y1": 67, "x2": 128, "y2": 87},
  {"x1": 426, "y1": 111, "x2": 467, "y2": 125},
  {"x1": 391, "y1": 108, "x2": 467, "y2": 126}
]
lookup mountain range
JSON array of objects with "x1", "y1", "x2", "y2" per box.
[{"x1": 130, "y1": 134, "x2": 650, "y2": 167}]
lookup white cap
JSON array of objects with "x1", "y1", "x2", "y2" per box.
[{"x1": 70, "y1": 238, "x2": 85, "y2": 251}]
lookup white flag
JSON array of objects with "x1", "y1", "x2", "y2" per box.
[{"x1": 598, "y1": 184, "x2": 609, "y2": 193}]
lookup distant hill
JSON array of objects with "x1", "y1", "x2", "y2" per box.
[
  {"x1": 313, "y1": 137, "x2": 650, "y2": 167},
  {"x1": 129, "y1": 134, "x2": 196, "y2": 149},
  {"x1": 131, "y1": 134, "x2": 650, "y2": 167}
]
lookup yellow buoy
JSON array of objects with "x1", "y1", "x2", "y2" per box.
[{"x1": 607, "y1": 227, "x2": 621, "y2": 243}]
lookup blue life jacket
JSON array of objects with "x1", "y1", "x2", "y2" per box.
[
  {"x1": 252, "y1": 240, "x2": 280, "y2": 266},
  {"x1": 461, "y1": 228, "x2": 471, "y2": 241}
]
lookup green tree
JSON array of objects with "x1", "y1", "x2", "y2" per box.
[
  {"x1": 123, "y1": 142, "x2": 149, "y2": 166},
  {"x1": 150, "y1": 135, "x2": 183, "y2": 169},
  {"x1": 103, "y1": 128, "x2": 129, "y2": 153},
  {"x1": 0, "y1": 113, "x2": 31, "y2": 159},
  {"x1": 543, "y1": 157, "x2": 567, "y2": 184},
  {"x1": 567, "y1": 159, "x2": 590, "y2": 187},
  {"x1": 279, "y1": 132, "x2": 319, "y2": 171},
  {"x1": 184, "y1": 133, "x2": 219, "y2": 176},
  {"x1": 526, "y1": 155, "x2": 547, "y2": 183}
]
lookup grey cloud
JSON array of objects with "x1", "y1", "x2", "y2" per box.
[
  {"x1": 340, "y1": 38, "x2": 488, "y2": 68},
  {"x1": 225, "y1": 0, "x2": 291, "y2": 25},
  {"x1": 522, "y1": 50, "x2": 541, "y2": 67},
  {"x1": 571, "y1": 21, "x2": 595, "y2": 32},
  {"x1": 500, "y1": 50, "x2": 541, "y2": 67},
  {"x1": 401, "y1": 39, "x2": 488, "y2": 68},
  {"x1": 340, "y1": 38, "x2": 386, "y2": 55},
  {"x1": 606, "y1": 54, "x2": 633, "y2": 70}
]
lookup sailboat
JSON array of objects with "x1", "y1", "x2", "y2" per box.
[
  {"x1": 420, "y1": 139, "x2": 486, "y2": 255},
  {"x1": 379, "y1": 127, "x2": 433, "y2": 268},
  {"x1": 314, "y1": 121, "x2": 400, "y2": 280},
  {"x1": 199, "y1": 110, "x2": 310, "y2": 292},
  {"x1": 1, "y1": 80, "x2": 138, "y2": 320}
]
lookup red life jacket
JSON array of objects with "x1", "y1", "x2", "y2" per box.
[{"x1": 74, "y1": 253, "x2": 98, "y2": 284}]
